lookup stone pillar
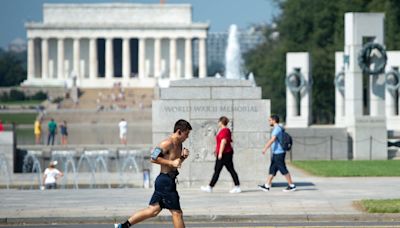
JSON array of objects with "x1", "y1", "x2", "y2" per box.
[
  {"x1": 139, "y1": 38, "x2": 146, "y2": 79},
  {"x1": 370, "y1": 74, "x2": 386, "y2": 116},
  {"x1": 57, "y1": 38, "x2": 65, "y2": 80},
  {"x1": 73, "y1": 38, "x2": 80, "y2": 79},
  {"x1": 123, "y1": 38, "x2": 131, "y2": 80},
  {"x1": 105, "y1": 38, "x2": 114, "y2": 79},
  {"x1": 27, "y1": 38, "x2": 35, "y2": 79},
  {"x1": 335, "y1": 52, "x2": 345, "y2": 126},
  {"x1": 385, "y1": 51, "x2": 400, "y2": 131},
  {"x1": 41, "y1": 38, "x2": 49, "y2": 79},
  {"x1": 344, "y1": 12, "x2": 387, "y2": 160},
  {"x1": 198, "y1": 38, "x2": 207, "y2": 78},
  {"x1": 89, "y1": 38, "x2": 98, "y2": 80},
  {"x1": 184, "y1": 38, "x2": 193, "y2": 79},
  {"x1": 286, "y1": 52, "x2": 312, "y2": 127},
  {"x1": 169, "y1": 38, "x2": 177, "y2": 79},
  {"x1": 154, "y1": 38, "x2": 161, "y2": 78}
]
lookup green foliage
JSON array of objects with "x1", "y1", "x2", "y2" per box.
[
  {"x1": 51, "y1": 97, "x2": 63, "y2": 104},
  {"x1": 31, "y1": 91, "x2": 48, "y2": 100},
  {"x1": 245, "y1": 0, "x2": 400, "y2": 123},
  {"x1": 292, "y1": 160, "x2": 400, "y2": 177},
  {"x1": 0, "y1": 48, "x2": 27, "y2": 87},
  {"x1": 360, "y1": 199, "x2": 400, "y2": 213},
  {"x1": 0, "y1": 89, "x2": 47, "y2": 102},
  {"x1": 9, "y1": 89, "x2": 25, "y2": 101}
]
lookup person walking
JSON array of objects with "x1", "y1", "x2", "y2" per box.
[
  {"x1": 60, "y1": 120, "x2": 68, "y2": 145},
  {"x1": 34, "y1": 118, "x2": 41, "y2": 144},
  {"x1": 201, "y1": 116, "x2": 241, "y2": 194},
  {"x1": 0, "y1": 120, "x2": 4, "y2": 132},
  {"x1": 258, "y1": 114, "x2": 296, "y2": 192},
  {"x1": 47, "y1": 118, "x2": 57, "y2": 146},
  {"x1": 119, "y1": 118, "x2": 128, "y2": 145},
  {"x1": 114, "y1": 119, "x2": 192, "y2": 228},
  {"x1": 42, "y1": 161, "x2": 63, "y2": 190}
]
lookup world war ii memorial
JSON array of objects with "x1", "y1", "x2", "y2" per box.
[{"x1": 0, "y1": 1, "x2": 399, "y2": 227}]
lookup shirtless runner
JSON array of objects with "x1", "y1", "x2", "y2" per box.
[{"x1": 115, "y1": 119, "x2": 192, "y2": 228}]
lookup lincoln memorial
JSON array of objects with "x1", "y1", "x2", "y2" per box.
[{"x1": 22, "y1": 3, "x2": 209, "y2": 88}]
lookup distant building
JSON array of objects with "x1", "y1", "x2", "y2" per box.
[
  {"x1": 193, "y1": 26, "x2": 265, "y2": 76},
  {"x1": 22, "y1": 3, "x2": 209, "y2": 88},
  {"x1": 8, "y1": 38, "x2": 27, "y2": 53}
]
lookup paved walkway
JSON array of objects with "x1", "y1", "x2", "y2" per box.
[{"x1": 1, "y1": 165, "x2": 400, "y2": 224}]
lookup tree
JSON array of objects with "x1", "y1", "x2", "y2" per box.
[
  {"x1": 0, "y1": 49, "x2": 27, "y2": 87},
  {"x1": 245, "y1": 0, "x2": 400, "y2": 124}
]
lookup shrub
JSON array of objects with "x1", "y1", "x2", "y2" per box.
[
  {"x1": 31, "y1": 91, "x2": 47, "y2": 100},
  {"x1": 9, "y1": 89, "x2": 25, "y2": 101}
]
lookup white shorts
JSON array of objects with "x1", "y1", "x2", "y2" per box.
[{"x1": 120, "y1": 131, "x2": 127, "y2": 139}]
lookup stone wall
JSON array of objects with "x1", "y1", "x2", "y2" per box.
[
  {"x1": 152, "y1": 78, "x2": 271, "y2": 187},
  {"x1": 286, "y1": 127, "x2": 349, "y2": 160}
]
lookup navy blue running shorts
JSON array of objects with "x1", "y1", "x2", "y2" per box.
[{"x1": 149, "y1": 173, "x2": 181, "y2": 211}]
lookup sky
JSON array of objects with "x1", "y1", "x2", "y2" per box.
[{"x1": 0, "y1": 0, "x2": 279, "y2": 49}]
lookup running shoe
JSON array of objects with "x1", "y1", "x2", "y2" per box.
[{"x1": 258, "y1": 184, "x2": 270, "y2": 192}]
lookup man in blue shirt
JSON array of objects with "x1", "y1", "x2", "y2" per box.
[{"x1": 259, "y1": 115, "x2": 296, "y2": 192}]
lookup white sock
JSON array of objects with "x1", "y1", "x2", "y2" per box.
[
  {"x1": 289, "y1": 184, "x2": 295, "y2": 187},
  {"x1": 264, "y1": 184, "x2": 270, "y2": 188}
]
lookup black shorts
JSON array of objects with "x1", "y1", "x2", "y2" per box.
[
  {"x1": 149, "y1": 173, "x2": 181, "y2": 211},
  {"x1": 269, "y1": 153, "x2": 289, "y2": 176}
]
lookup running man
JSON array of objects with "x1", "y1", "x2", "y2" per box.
[
  {"x1": 258, "y1": 114, "x2": 296, "y2": 192},
  {"x1": 115, "y1": 119, "x2": 192, "y2": 228}
]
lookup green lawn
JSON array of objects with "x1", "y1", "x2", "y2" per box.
[
  {"x1": 0, "y1": 100, "x2": 43, "y2": 106},
  {"x1": 0, "y1": 113, "x2": 38, "y2": 125},
  {"x1": 292, "y1": 160, "x2": 400, "y2": 177},
  {"x1": 359, "y1": 199, "x2": 400, "y2": 213}
]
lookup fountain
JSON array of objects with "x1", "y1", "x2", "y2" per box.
[
  {"x1": 118, "y1": 149, "x2": 143, "y2": 188},
  {"x1": 77, "y1": 150, "x2": 111, "y2": 189},
  {"x1": 0, "y1": 153, "x2": 11, "y2": 189},
  {"x1": 51, "y1": 150, "x2": 78, "y2": 189},
  {"x1": 22, "y1": 151, "x2": 43, "y2": 189},
  {"x1": 11, "y1": 147, "x2": 148, "y2": 189},
  {"x1": 225, "y1": 24, "x2": 244, "y2": 79}
]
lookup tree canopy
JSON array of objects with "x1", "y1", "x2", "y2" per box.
[
  {"x1": 245, "y1": 0, "x2": 400, "y2": 124},
  {"x1": 0, "y1": 48, "x2": 27, "y2": 87}
]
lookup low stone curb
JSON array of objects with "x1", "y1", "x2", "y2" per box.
[{"x1": 2, "y1": 214, "x2": 400, "y2": 225}]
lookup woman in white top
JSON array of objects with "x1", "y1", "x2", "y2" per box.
[{"x1": 42, "y1": 161, "x2": 63, "y2": 189}]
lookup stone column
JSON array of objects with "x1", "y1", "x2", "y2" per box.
[
  {"x1": 169, "y1": 38, "x2": 177, "y2": 79},
  {"x1": 123, "y1": 38, "x2": 131, "y2": 80},
  {"x1": 73, "y1": 38, "x2": 80, "y2": 79},
  {"x1": 286, "y1": 52, "x2": 312, "y2": 127},
  {"x1": 27, "y1": 38, "x2": 35, "y2": 79},
  {"x1": 41, "y1": 38, "x2": 49, "y2": 79},
  {"x1": 335, "y1": 52, "x2": 345, "y2": 126},
  {"x1": 57, "y1": 38, "x2": 65, "y2": 80},
  {"x1": 105, "y1": 38, "x2": 114, "y2": 79},
  {"x1": 370, "y1": 74, "x2": 386, "y2": 116},
  {"x1": 139, "y1": 38, "x2": 146, "y2": 79},
  {"x1": 184, "y1": 38, "x2": 193, "y2": 79},
  {"x1": 154, "y1": 38, "x2": 161, "y2": 78},
  {"x1": 89, "y1": 38, "x2": 98, "y2": 80},
  {"x1": 198, "y1": 38, "x2": 207, "y2": 78}
]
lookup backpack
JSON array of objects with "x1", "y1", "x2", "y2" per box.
[{"x1": 276, "y1": 126, "x2": 293, "y2": 151}]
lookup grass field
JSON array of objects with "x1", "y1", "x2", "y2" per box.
[
  {"x1": 0, "y1": 113, "x2": 38, "y2": 125},
  {"x1": 359, "y1": 199, "x2": 400, "y2": 213},
  {"x1": 292, "y1": 160, "x2": 400, "y2": 177},
  {"x1": 0, "y1": 100, "x2": 43, "y2": 106}
]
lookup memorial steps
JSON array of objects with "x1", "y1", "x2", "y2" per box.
[{"x1": 60, "y1": 88, "x2": 154, "y2": 110}]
